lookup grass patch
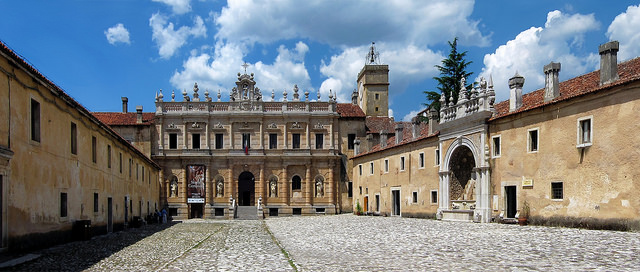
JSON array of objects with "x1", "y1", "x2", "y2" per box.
[
  {"x1": 263, "y1": 222, "x2": 298, "y2": 272},
  {"x1": 529, "y1": 216, "x2": 640, "y2": 231}
]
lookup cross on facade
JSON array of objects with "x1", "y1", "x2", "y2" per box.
[{"x1": 242, "y1": 62, "x2": 249, "y2": 74}]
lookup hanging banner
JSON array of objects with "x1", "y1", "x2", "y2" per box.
[{"x1": 187, "y1": 165, "x2": 206, "y2": 203}]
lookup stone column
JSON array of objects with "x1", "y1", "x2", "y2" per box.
[
  {"x1": 228, "y1": 165, "x2": 235, "y2": 200},
  {"x1": 330, "y1": 121, "x2": 335, "y2": 150},
  {"x1": 305, "y1": 166, "x2": 312, "y2": 205},
  {"x1": 305, "y1": 122, "x2": 310, "y2": 149},
  {"x1": 205, "y1": 166, "x2": 211, "y2": 204},
  {"x1": 477, "y1": 167, "x2": 491, "y2": 223},
  {"x1": 282, "y1": 165, "x2": 289, "y2": 205},
  {"x1": 182, "y1": 167, "x2": 188, "y2": 202},
  {"x1": 259, "y1": 122, "x2": 264, "y2": 149},
  {"x1": 438, "y1": 171, "x2": 450, "y2": 212},
  {"x1": 328, "y1": 164, "x2": 334, "y2": 206},
  {"x1": 205, "y1": 122, "x2": 210, "y2": 149},
  {"x1": 229, "y1": 123, "x2": 234, "y2": 149},
  {"x1": 159, "y1": 119, "x2": 164, "y2": 154},
  {"x1": 183, "y1": 123, "x2": 188, "y2": 149},
  {"x1": 258, "y1": 165, "x2": 265, "y2": 204},
  {"x1": 284, "y1": 124, "x2": 288, "y2": 149}
]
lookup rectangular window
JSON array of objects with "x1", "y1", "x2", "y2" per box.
[
  {"x1": 551, "y1": 182, "x2": 563, "y2": 200},
  {"x1": 359, "y1": 164, "x2": 362, "y2": 176},
  {"x1": 492, "y1": 135, "x2": 501, "y2": 157},
  {"x1": 315, "y1": 133, "x2": 323, "y2": 149},
  {"x1": 577, "y1": 117, "x2": 593, "y2": 147},
  {"x1": 528, "y1": 128, "x2": 539, "y2": 152},
  {"x1": 412, "y1": 191, "x2": 418, "y2": 203},
  {"x1": 384, "y1": 159, "x2": 389, "y2": 173},
  {"x1": 136, "y1": 163, "x2": 139, "y2": 180},
  {"x1": 375, "y1": 93, "x2": 379, "y2": 100},
  {"x1": 348, "y1": 134, "x2": 356, "y2": 150},
  {"x1": 269, "y1": 133, "x2": 278, "y2": 149},
  {"x1": 348, "y1": 181, "x2": 353, "y2": 198},
  {"x1": 169, "y1": 133, "x2": 177, "y2": 149},
  {"x1": 92, "y1": 136, "x2": 97, "y2": 163},
  {"x1": 215, "y1": 133, "x2": 224, "y2": 149},
  {"x1": 142, "y1": 166, "x2": 145, "y2": 181},
  {"x1": 419, "y1": 152, "x2": 425, "y2": 168},
  {"x1": 292, "y1": 133, "x2": 300, "y2": 149},
  {"x1": 431, "y1": 190, "x2": 438, "y2": 204},
  {"x1": 129, "y1": 158, "x2": 132, "y2": 177},
  {"x1": 242, "y1": 133, "x2": 251, "y2": 149},
  {"x1": 107, "y1": 145, "x2": 111, "y2": 168},
  {"x1": 31, "y1": 99, "x2": 40, "y2": 142},
  {"x1": 70, "y1": 122, "x2": 77, "y2": 155},
  {"x1": 94, "y1": 193, "x2": 99, "y2": 213},
  {"x1": 435, "y1": 149, "x2": 440, "y2": 166},
  {"x1": 119, "y1": 153, "x2": 122, "y2": 173},
  {"x1": 60, "y1": 192, "x2": 67, "y2": 217},
  {"x1": 359, "y1": 186, "x2": 362, "y2": 195},
  {"x1": 400, "y1": 156, "x2": 405, "y2": 171},
  {"x1": 369, "y1": 162, "x2": 374, "y2": 175},
  {"x1": 192, "y1": 133, "x2": 200, "y2": 149}
]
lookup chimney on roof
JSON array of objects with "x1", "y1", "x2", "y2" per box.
[
  {"x1": 121, "y1": 97, "x2": 128, "y2": 113},
  {"x1": 508, "y1": 72, "x2": 524, "y2": 112},
  {"x1": 428, "y1": 107, "x2": 439, "y2": 135},
  {"x1": 395, "y1": 123, "x2": 404, "y2": 144},
  {"x1": 351, "y1": 89, "x2": 358, "y2": 105},
  {"x1": 544, "y1": 62, "x2": 561, "y2": 102},
  {"x1": 136, "y1": 106, "x2": 143, "y2": 124},
  {"x1": 411, "y1": 117, "x2": 419, "y2": 139},
  {"x1": 380, "y1": 130, "x2": 387, "y2": 148},
  {"x1": 599, "y1": 41, "x2": 619, "y2": 85},
  {"x1": 354, "y1": 139, "x2": 361, "y2": 155}
]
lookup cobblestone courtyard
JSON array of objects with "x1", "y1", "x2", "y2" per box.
[{"x1": 5, "y1": 215, "x2": 640, "y2": 271}]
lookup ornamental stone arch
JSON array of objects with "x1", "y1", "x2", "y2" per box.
[{"x1": 438, "y1": 135, "x2": 492, "y2": 223}]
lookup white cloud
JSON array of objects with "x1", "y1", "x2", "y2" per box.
[
  {"x1": 607, "y1": 5, "x2": 640, "y2": 61},
  {"x1": 214, "y1": 0, "x2": 488, "y2": 47},
  {"x1": 170, "y1": 41, "x2": 312, "y2": 99},
  {"x1": 150, "y1": 13, "x2": 207, "y2": 59},
  {"x1": 319, "y1": 43, "x2": 442, "y2": 103},
  {"x1": 104, "y1": 23, "x2": 130, "y2": 45},
  {"x1": 402, "y1": 110, "x2": 420, "y2": 122},
  {"x1": 152, "y1": 0, "x2": 192, "y2": 15},
  {"x1": 479, "y1": 10, "x2": 599, "y2": 102}
]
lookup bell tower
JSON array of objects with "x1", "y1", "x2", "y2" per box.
[{"x1": 357, "y1": 42, "x2": 389, "y2": 117}]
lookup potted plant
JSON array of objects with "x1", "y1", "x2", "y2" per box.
[
  {"x1": 518, "y1": 200, "x2": 530, "y2": 226},
  {"x1": 355, "y1": 201, "x2": 363, "y2": 216}
]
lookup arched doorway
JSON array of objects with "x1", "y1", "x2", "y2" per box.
[
  {"x1": 449, "y1": 146, "x2": 476, "y2": 205},
  {"x1": 238, "y1": 171, "x2": 255, "y2": 206}
]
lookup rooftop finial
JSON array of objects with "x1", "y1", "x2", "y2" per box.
[
  {"x1": 366, "y1": 41, "x2": 380, "y2": 64},
  {"x1": 242, "y1": 62, "x2": 249, "y2": 74}
]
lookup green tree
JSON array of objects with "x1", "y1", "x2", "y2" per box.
[{"x1": 424, "y1": 37, "x2": 473, "y2": 115}]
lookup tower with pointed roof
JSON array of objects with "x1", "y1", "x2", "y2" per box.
[{"x1": 357, "y1": 42, "x2": 389, "y2": 117}]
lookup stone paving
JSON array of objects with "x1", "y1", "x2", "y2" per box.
[
  {"x1": 266, "y1": 215, "x2": 640, "y2": 271},
  {"x1": 4, "y1": 215, "x2": 640, "y2": 271}
]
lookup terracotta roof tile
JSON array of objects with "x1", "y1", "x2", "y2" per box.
[
  {"x1": 491, "y1": 57, "x2": 640, "y2": 120},
  {"x1": 353, "y1": 121, "x2": 437, "y2": 159},
  {"x1": 337, "y1": 103, "x2": 366, "y2": 118},
  {"x1": 365, "y1": 117, "x2": 395, "y2": 134},
  {"x1": 93, "y1": 112, "x2": 156, "y2": 126}
]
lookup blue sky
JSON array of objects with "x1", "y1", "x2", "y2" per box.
[{"x1": 2, "y1": 0, "x2": 640, "y2": 121}]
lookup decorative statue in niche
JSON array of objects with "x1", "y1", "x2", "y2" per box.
[
  {"x1": 315, "y1": 177, "x2": 324, "y2": 197},
  {"x1": 170, "y1": 180, "x2": 177, "y2": 197},
  {"x1": 270, "y1": 179, "x2": 277, "y2": 197},
  {"x1": 216, "y1": 178, "x2": 224, "y2": 198}
]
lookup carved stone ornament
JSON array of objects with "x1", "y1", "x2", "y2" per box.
[
  {"x1": 214, "y1": 122, "x2": 224, "y2": 129},
  {"x1": 191, "y1": 122, "x2": 201, "y2": 129},
  {"x1": 291, "y1": 122, "x2": 302, "y2": 129},
  {"x1": 216, "y1": 177, "x2": 224, "y2": 197},
  {"x1": 268, "y1": 123, "x2": 278, "y2": 129},
  {"x1": 314, "y1": 122, "x2": 324, "y2": 129},
  {"x1": 168, "y1": 123, "x2": 176, "y2": 129}
]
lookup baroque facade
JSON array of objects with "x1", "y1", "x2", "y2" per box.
[{"x1": 353, "y1": 41, "x2": 640, "y2": 224}]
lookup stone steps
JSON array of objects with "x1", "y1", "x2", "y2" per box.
[{"x1": 236, "y1": 206, "x2": 259, "y2": 220}]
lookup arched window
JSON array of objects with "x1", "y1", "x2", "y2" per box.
[{"x1": 292, "y1": 175, "x2": 301, "y2": 191}]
